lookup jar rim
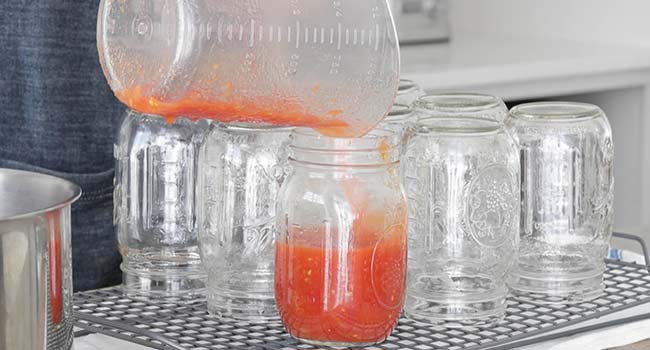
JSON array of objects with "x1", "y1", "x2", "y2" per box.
[
  {"x1": 388, "y1": 104, "x2": 413, "y2": 116},
  {"x1": 398, "y1": 79, "x2": 421, "y2": 94},
  {"x1": 416, "y1": 116, "x2": 502, "y2": 136},
  {"x1": 289, "y1": 128, "x2": 401, "y2": 166},
  {"x1": 0, "y1": 168, "x2": 81, "y2": 221},
  {"x1": 291, "y1": 128, "x2": 399, "y2": 150},
  {"x1": 509, "y1": 102, "x2": 602, "y2": 122},
  {"x1": 383, "y1": 104, "x2": 415, "y2": 123},
  {"x1": 414, "y1": 93, "x2": 503, "y2": 112},
  {"x1": 214, "y1": 122, "x2": 295, "y2": 132}
]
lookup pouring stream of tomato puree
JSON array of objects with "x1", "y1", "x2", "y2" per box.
[{"x1": 115, "y1": 85, "x2": 355, "y2": 137}]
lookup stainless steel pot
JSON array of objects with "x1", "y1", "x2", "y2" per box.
[{"x1": 0, "y1": 168, "x2": 81, "y2": 350}]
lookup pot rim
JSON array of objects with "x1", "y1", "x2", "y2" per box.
[{"x1": 0, "y1": 168, "x2": 82, "y2": 221}]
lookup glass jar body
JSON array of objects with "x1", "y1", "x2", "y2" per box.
[
  {"x1": 198, "y1": 123, "x2": 291, "y2": 321},
  {"x1": 276, "y1": 162, "x2": 408, "y2": 347},
  {"x1": 403, "y1": 118, "x2": 520, "y2": 327},
  {"x1": 506, "y1": 103, "x2": 614, "y2": 304},
  {"x1": 114, "y1": 110, "x2": 208, "y2": 298}
]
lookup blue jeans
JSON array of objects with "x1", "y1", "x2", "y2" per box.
[{"x1": 0, "y1": 0, "x2": 123, "y2": 290}]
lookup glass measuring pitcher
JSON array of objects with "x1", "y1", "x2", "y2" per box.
[{"x1": 97, "y1": 0, "x2": 400, "y2": 137}]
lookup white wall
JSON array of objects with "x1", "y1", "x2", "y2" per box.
[{"x1": 450, "y1": 0, "x2": 650, "y2": 48}]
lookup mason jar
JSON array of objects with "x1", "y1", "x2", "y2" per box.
[
  {"x1": 403, "y1": 116, "x2": 520, "y2": 327},
  {"x1": 114, "y1": 110, "x2": 209, "y2": 298},
  {"x1": 197, "y1": 123, "x2": 292, "y2": 321},
  {"x1": 395, "y1": 79, "x2": 425, "y2": 106},
  {"x1": 413, "y1": 93, "x2": 508, "y2": 122},
  {"x1": 506, "y1": 102, "x2": 614, "y2": 304},
  {"x1": 275, "y1": 128, "x2": 408, "y2": 347},
  {"x1": 378, "y1": 104, "x2": 418, "y2": 142}
]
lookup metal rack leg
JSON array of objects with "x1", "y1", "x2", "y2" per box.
[
  {"x1": 486, "y1": 312, "x2": 650, "y2": 350},
  {"x1": 612, "y1": 232, "x2": 650, "y2": 269}
]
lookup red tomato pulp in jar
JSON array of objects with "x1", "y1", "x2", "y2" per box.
[{"x1": 275, "y1": 223, "x2": 407, "y2": 344}]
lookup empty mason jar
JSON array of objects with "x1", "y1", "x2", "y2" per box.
[
  {"x1": 506, "y1": 102, "x2": 614, "y2": 304},
  {"x1": 379, "y1": 104, "x2": 417, "y2": 138},
  {"x1": 403, "y1": 116, "x2": 520, "y2": 327},
  {"x1": 395, "y1": 79, "x2": 425, "y2": 106},
  {"x1": 114, "y1": 110, "x2": 209, "y2": 298},
  {"x1": 276, "y1": 128, "x2": 407, "y2": 347},
  {"x1": 413, "y1": 93, "x2": 508, "y2": 122},
  {"x1": 197, "y1": 123, "x2": 292, "y2": 321}
]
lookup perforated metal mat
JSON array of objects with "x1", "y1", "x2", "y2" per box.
[{"x1": 74, "y1": 259, "x2": 650, "y2": 350}]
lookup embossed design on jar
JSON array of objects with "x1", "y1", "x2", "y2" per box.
[
  {"x1": 591, "y1": 136, "x2": 614, "y2": 228},
  {"x1": 371, "y1": 224, "x2": 407, "y2": 310},
  {"x1": 466, "y1": 166, "x2": 517, "y2": 248},
  {"x1": 241, "y1": 222, "x2": 276, "y2": 257}
]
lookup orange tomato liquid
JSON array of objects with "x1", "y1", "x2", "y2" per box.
[
  {"x1": 115, "y1": 85, "x2": 353, "y2": 137},
  {"x1": 275, "y1": 227, "x2": 406, "y2": 344}
]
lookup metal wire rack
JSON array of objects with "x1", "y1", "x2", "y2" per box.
[{"x1": 74, "y1": 233, "x2": 650, "y2": 350}]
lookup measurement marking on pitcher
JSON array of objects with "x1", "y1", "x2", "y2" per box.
[
  {"x1": 304, "y1": 27, "x2": 309, "y2": 44},
  {"x1": 258, "y1": 25, "x2": 263, "y2": 42},
  {"x1": 227, "y1": 24, "x2": 233, "y2": 41},
  {"x1": 375, "y1": 24, "x2": 380, "y2": 51},
  {"x1": 206, "y1": 21, "x2": 213, "y2": 41},
  {"x1": 269, "y1": 26, "x2": 274, "y2": 42},
  {"x1": 345, "y1": 28, "x2": 350, "y2": 45},
  {"x1": 330, "y1": 28, "x2": 334, "y2": 44},
  {"x1": 320, "y1": 27, "x2": 325, "y2": 44},
  {"x1": 296, "y1": 21, "x2": 301, "y2": 49},
  {"x1": 337, "y1": 23, "x2": 342, "y2": 50},
  {"x1": 217, "y1": 20, "x2": 223, "y2": 43},
  {"x1": 361, "y1": 29, "x2": 365, "y2": 45},
  {"x1": 277, "y1": 26, "x2": 282, "y2": 42},
  {"x1": 312, "y1": 28, "x2": 317, "y2": 44},
  {"x1": 353, "y1": 29, "x2": 358, "y2": 45},
  {"x1": 249, "y1": 20, "x2": 255, "y2": 47},
  {"x1": 368, "y1": 27, "x2": 373, "y2": 46},
  {"x1": 288, "y1": 25, "x2": 292, "y2": 43},
  {"x1": 239, "y1": 24, "x2": 244, "y2": 41}
]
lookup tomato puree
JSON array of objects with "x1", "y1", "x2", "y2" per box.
[
  {"x1": 115, "y1": 85, "x2": 352, "y2": 136},
  {"x1": 275, "y1": 225, "x2": 406, "y2": 344}
]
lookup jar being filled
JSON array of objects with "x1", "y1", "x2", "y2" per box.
[{"x1": 275, "y1": 128, "x2": 408, "y2": 347}]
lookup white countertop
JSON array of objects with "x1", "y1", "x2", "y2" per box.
[{"x1": 401, "y1": 34, "x2": 650, "y2": 100}]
